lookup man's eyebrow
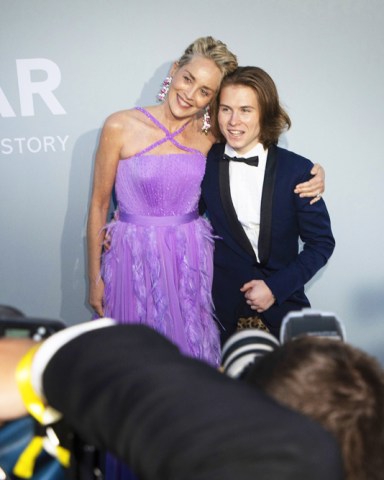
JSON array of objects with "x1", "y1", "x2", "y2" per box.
[{"x1": 219, "y1": 103, "x2": 255, "y2": 109}]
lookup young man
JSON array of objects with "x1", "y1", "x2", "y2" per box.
[{"x1": 201, "y1": 66, "x2": 335, "y2": 343}]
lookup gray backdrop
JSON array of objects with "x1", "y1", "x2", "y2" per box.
[{"x1": 1, "y1": 0, "x2": 383, "y2": 363}]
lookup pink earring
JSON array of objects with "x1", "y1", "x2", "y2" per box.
[
  {"x1": 157, "y1": 76, "x2": 172, "y2": 102},
  {"x1": 202, "y1": 106, "x2": 211, "y2": 134}
]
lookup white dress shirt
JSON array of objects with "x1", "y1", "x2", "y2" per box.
[{"x1": 225, "y1": 143, "x2": 268, "y2": 262}]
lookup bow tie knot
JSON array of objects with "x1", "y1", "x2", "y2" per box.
[{"x1": 223, "y1": 153, "x2": 259, "y2": 167}]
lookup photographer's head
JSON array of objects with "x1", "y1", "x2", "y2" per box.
[{"x1": 242, "y1": 336, "x2": 384, "y2": 480}]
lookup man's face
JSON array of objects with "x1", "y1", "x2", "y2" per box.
[{"x1": 218, "y1": 84, "x2": 261, "y2": 155}]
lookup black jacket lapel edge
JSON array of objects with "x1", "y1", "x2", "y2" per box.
[{"x1": 258, "y1": 145, "x2": 278, "y2": 265}]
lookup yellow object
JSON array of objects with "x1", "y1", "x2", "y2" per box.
[
  {"x1": 13, "y1": 436, "x2": 44, "y2": 478},
  {"x1": 13, "y1": 343, "x2": 70, "y2": 478}
]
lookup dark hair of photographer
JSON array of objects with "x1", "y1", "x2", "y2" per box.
[{"x1": 242, "y1": 336, "x2": 384, "y2": 480}]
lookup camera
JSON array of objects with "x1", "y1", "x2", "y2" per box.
[
  {"x1": 0, "y1": 317, "x2": 66, "y2": 340},
  {"x1": 279, "y1": 309, "x2": 345, "y2": 344},
  {"x1": 221, "y1": 309, "x2": 345, "y2": 378}
]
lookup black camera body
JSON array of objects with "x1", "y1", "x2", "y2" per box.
[
  {"x1": 280, "y1": 309, "x2": 345, "y2": 343},
  {"x1": 0, "y1": 317, "x2": 66, "y2": 340}
]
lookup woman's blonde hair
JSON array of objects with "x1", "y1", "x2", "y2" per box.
[{"x1": 178, "y1": 36, "x2": 238, "y2": 79}]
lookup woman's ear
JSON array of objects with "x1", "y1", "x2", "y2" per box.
[{"x1": 170, "y1": 61, "x2": 179, "y2": 76}]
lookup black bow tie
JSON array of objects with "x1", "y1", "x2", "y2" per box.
[{"x1": 223, "y1": 153, "x2": 259, "y2": 167}]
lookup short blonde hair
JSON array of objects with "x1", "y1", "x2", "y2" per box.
[{"x1": 177, "y1": 36, "x2": 238, "y2": 79}]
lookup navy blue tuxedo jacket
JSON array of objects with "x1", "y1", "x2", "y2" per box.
[{"x1": 201, "y1": 143, "x2": 335, "y2": 341}]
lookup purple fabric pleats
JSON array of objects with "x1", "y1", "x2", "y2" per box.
[{"x1": 99, "y1": 108, "x2": 220, "y2": 368}]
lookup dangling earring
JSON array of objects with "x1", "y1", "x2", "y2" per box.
[
  {"x1": 202, "y1": 105, "x2": 211, "y2": 135},
  {"x1": 157, "y1": 76, "x2": 172, "y2": 102}
]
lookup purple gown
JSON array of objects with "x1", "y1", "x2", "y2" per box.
[{"x1": 101, "y1": 107, "x2": 220, "y2": 367}]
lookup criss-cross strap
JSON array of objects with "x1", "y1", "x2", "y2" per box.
[{"x1": 134, "y1": 107, "x2": 201, "y2": 156}]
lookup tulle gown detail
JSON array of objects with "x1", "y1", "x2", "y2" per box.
[{"x1": 101, "y1": 107, "x2": 220, "y2": 367}]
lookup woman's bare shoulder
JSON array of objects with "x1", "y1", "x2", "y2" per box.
[
  {"x1": 105, "y1": 107, "x2": 158, "y2": 134},
  {"x1": 102, "y1": 108, "x2": 139, "y2": 130}
]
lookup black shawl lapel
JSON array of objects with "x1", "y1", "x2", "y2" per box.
[
  {"x1": 258, "y1": 144, "x2": 278, "y2": 265},
  {"x1": 218, "y1": 150, "x2": 256, "y2": 259}
]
